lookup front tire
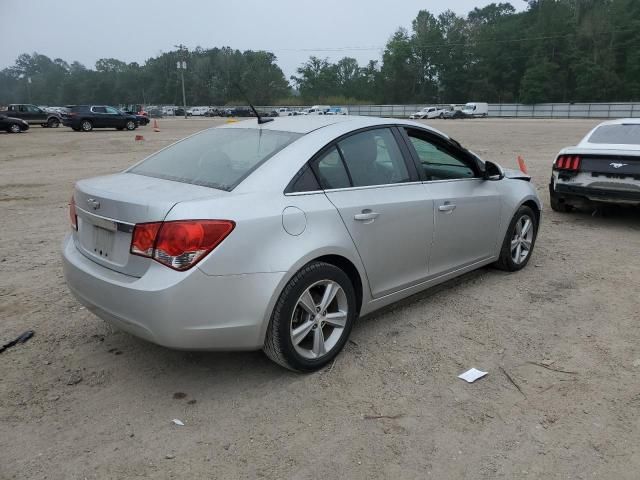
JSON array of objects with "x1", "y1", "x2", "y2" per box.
[
  {"x1": 9, "y1": 123, "x2": 22, "y2": 133},
  {"x1": 81, "y1": 120, "x2": 93, "y2": 132},
  {"x1": 264, "y1": 262, "x2": 357, "y2": 372},
  {"x1": 48, "y1": 117, "x2": 60, "y2": 128},
  {"x1": 125, "y1": 120, "x2": 136, "y2": 131},
  {"x1": 494, "y1": 205, "x2": 538, "y2": 272}
]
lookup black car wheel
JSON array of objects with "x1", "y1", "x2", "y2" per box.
[
  {"x1": 125, "y1": 120, "x2": 136, "y2": 131},
  {"x1": 9, "y1": 123, "x2": 22, "y2": 133},
  {"x1": 494, "y1": 205, "x2": 538, "y2": 272},
  {"x1": 264, "y1": 261, "x2": 357, "y2": 372},
  {"x1": 81, "y1": 120, "x2": 93, "y2": 132},
  {"x1": 47, "y1": 117, "x2": 60, "y2": 128}
]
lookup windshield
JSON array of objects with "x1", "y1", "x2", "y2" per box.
[
  {"x1": 129, "y1": 128, "x2": 302, "y2": 191},
  {"x1": 589, "y1": 124, "x2": 640, "y2": 145}
]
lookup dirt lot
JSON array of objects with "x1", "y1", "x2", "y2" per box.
[{"x1": 1, "y1": 117, "x2": 639, "y2": 479}]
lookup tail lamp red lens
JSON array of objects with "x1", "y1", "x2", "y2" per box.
[
  {"x1": 130, "y1": 220, "x2": 235, "y2": 271},
  {"x1": 69, "y1": 196, "x2": 77, "y2": 230},
  {"x1": 555, "y1": 155, "x2": 581, "y2": 171}
]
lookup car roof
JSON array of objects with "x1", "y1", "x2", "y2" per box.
[{"x1": 219, "y1": 115, "x2": 450, "y2": 138}]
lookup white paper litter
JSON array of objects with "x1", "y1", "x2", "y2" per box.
[
  {"x1": 171, "y1": 419, "x2": 185, "y2": 426},
  {"x1": 458, "y1": 368, "x2": 488, "y2": 383}
]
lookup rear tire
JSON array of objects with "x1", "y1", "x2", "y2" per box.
[
  {"x1": 549, "y1": 186, "x2": 572, "y2": 213},
  {"x1": 48, "y1": 117, "x2": 60, "y2": 128},
  {"x1": 264, "y1": 262, "x2": 357, "y2": 372},
  {"x1": 494, "y1": 205, "x2": 538, "y2": 272},
  {"x1": 81, "y1": 120, "x2": 93, "y2": 132}
]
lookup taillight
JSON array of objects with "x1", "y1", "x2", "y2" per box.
[
  {"x1": 554, "y1": 154, "x2": 581, "y2": 172},
  {"x1": 130, "y1": 220, "x2": 235, "y2": 271},
  {"x1": 69, "y1": 196, "x2": 77, "y2": 230},
  {"x1": 131, "y1": 222, "x2": 162, "y2": 257}
]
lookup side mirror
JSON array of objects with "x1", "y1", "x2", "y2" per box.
[{"x1": 483, "y1": 160, "x2": 504, "y2": 181}]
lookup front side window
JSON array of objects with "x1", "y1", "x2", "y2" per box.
[
  {"x1": 405, "y1": 129, "x2": 475, "y2": 180},
  {"x1": 105, "y1": 106, "x2": 120, "y2": 114},
  {"x1": 129, "y1": 128, "x2": 302, "y2": 191},
  {"x1": 92, "y1": 106, "x2": 106, "y2": 113},
  {"x1": 338, "y1": 128, "x2": 410, "y2": 187}
]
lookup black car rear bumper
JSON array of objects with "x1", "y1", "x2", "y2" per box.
[{"x1": 552, "y1": 182, "x2": 640, "y2": 203}]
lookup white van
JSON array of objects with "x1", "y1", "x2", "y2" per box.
[{"x1": 461, "y1": 102, "x2": 489, "y2": 117}]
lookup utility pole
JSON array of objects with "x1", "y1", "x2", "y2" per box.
[{"x1": 175, "y1": 44, "x2": 188, "y2": 119}]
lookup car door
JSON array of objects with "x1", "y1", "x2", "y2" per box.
[
  {"x1": 314, "y1": 127, "x2": 434, "y2": 298},
  {"x1": 104, "y1": 106, "x2": 124, "y2": 128},
  {"x1": 17, "y1": 105, "x2": 34, "y2": 124},
  {"x1": 25, "y1": 105, "x2": 45, "y2": 123},
  {"x1": 90, "y1": 106, "x2": 106, "y2": 127},
  {"x1": 401, "y1": 127, "x2": 502, "y2": 276}
]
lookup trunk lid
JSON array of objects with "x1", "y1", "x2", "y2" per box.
[{"x1": 73, "y1": 172, "x2": 226, "y2": 277}]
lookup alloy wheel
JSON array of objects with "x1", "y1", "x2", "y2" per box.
[
  {"x1": 10, "y1": 124, "x2": 21, "y2": 133},
  {"x1": 511, "y1": 214, "x2": 534, "y2": 264},
  {"x1": 290, "y1": 280, "x2": 348, "y2": 360}
]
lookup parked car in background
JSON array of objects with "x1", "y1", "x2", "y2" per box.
[
  {"x1": 409, "y1": 106, "x2": 444, "y2": 119},
  {"x1": 443, "y1": 105, "x2": 469, "y2": 119},
  {"x1": 146, "y1": 107, "x2": 163, "y2": 118},
  {"x1": 124, "y1": 111, "x2": 150, "y2": 126},
  {"x1": 307, "y1": 105, "x2": 330, "y2": 115},
  {"x1": 161, "y1": 106, "x2": 179, "y2": 116},
  {"x1": 326, "y1": 107, "x2": 349, "y2": 115},
  {"x1": 549, "y1": 118, "x2": 640, "y2": 212},
  {"x1": 0, "y1": 104, "x2": 62, "y2": 127},
  {"x1": 62, "y1": 105, "x2": 138, "y2": 132},
  {"x1": 62, "y1": 115, "x2": 540, "y2": 372},
  {"x1": 0, "y1": 114, "x2": 30, "y2": 133},
  {"x1": 205, "y1": 107, "x2": 223, "y2": 117},
  {"x1": 461, "y1": 102, "x2": 489, "y2": 117},
  {"x1": 188, "y1": 106, "x2": 209, "y2": 116}
]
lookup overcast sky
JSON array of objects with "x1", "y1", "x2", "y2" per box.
[{"x1": 1, "y1": 0, "x2": 525, "y2": 78}]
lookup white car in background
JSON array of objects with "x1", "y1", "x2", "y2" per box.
[
  {"x1": 409, "y1": 106, "x2": 445, "y2": 119},
  {"x1": 188, "y1": 106, "x2": 209, "y2": 116},
  {"x1": 549, "y1": 118, "x2": 640, "y2": 211},
  {"x1": 306, "y1": 105, "x2": 330, "y2": 115}
]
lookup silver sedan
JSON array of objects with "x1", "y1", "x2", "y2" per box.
[{"x1": 62, "y1": 116, "x2": 541, "y2": 371}]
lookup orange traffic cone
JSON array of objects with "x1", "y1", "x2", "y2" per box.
[
  {"x1": 517, "y1": 155, "x2": 528, "y2": 174},
  {"x1": 135, "y1": 135, "x2": 144, "y2": 142},
  {"x1": 153, "y1": 119, "x2": 160, "y2": 132}
]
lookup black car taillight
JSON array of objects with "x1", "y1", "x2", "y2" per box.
[{"x1": 554, "y1": 155, "x2": 581, "y2": 172}]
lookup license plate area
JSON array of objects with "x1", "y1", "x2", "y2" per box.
[{"x1": 92, "y1": 226, "x2": 115, "y2": 258}]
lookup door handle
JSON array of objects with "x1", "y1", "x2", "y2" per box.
[
  {"x1": 438, "y1": 203, "x2": 456, "y2": 213},
  {"x1": 354, "y1": 210, "x2": 380, "y2": 222}
]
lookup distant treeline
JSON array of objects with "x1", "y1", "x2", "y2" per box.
[{"x1": 1, "y1": 0, "x2": 639, "y2": 106}]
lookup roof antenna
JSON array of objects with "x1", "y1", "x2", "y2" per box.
[{"x1": 233, "y1": 83, "x2": 273, "y2": 125}]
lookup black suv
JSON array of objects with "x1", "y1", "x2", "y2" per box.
[{"x1": 62, "y1": 105, "x2": 138, "y2": 132}]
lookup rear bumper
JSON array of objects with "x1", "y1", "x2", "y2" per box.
[
  {"x1": 553, "y1": 182, "x2": 640, "y2": 204},
  {"x1": 62, "y1": 234, "x2": 284, "y2": 350}
]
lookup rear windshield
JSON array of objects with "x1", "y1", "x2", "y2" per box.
[
  {"x1": 589, "y1": 124, "x2": 640, "y2": 145},
  {"x1": 128, "y1": 127, "x2": 302, "y2": 191}
]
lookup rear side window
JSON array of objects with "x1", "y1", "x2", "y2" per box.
[
  {"x1": 589, "y1": 124, "x2": 640, "y2": 145},
  {"x1": 129, "y1": 128, "x2": 302, "y2": 191},
  {"x1": 338, "y1": 128, "x2": 410, "y2": 187},
  {"x1": 314, "y1": 147, "x2": 351, "y2": 189}
]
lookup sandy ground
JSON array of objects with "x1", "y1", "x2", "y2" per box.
[{"x1": 1, "y1": 117, "x2": 639, "y2": 479}]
